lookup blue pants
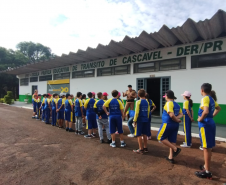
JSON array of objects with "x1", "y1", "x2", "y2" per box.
[
  {"x1": 183, "y1": 115, "x2": 192, "y2": 146},
  {"x1": 135, "y1": 122, "x2": 149, "y2": 136},
  {"x1": 86, "y1": 119, "x2": 97, "y2": 129},
  {"x1": 109, "y1": 116, "x2": 123, "y2": 134},
  {"x1": 127, "y1": 117, "x2": 134, "y2": 134},
  {"x1": 45, "y1": 108, "x2": 50, "y2": 123},
  {"x1": 52, "y1": 109, "x2": 56, "y2": 126},
  {"x1": 42, "y1": 107, "x2": 46, "y2": 121},
  {"x1": 157, "y1": 123, "x2": 179, "y2": 143}
]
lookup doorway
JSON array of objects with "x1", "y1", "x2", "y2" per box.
[
  {"x1": 146, "y1": 78, "x2": 160, "y2": 116},
  {"x1": 31, "y1": 85, "x2": 38, "y2": 95},
  {"x1": 137, "y1": 77, "x2": 171, "y2": 116}
]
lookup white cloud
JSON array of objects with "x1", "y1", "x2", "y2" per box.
[{"x1": 0, "y1": 0, "x2": 226, "y2": 56}]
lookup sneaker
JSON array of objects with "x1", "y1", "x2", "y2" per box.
[
  {"x1": 42, "y1": 120, "x2": 45, "y2": 122},
  {"x1": 173, "y1": 148, "x2": 181, "y2": 158},
  {"x1": 102, "y1": 129, "x2": 106, "y2": 132},
  {"x1": 58, "y1": 126, "x2": 64, "y2": 129},
  {"x1": 65, "y1": 128, "x2": 69, "y2": 131},
  {"x1": 45, "y1": 122, "x2": 50, "y2": 124},
  {"x1": 133, "y1": 149, "x2": 144, "y2": 154},
  {"x1": 199, "y1": 146, "x2": 203, "y2": 150},
  {"x1": 107, "y1": 139, "x2": 112, "y2": 144},
  {"x1": 110, "y1": 143, "x2": 116, "y2": 148},
  {"x1": 91, "y1": 133, "x2": 96, "y2": 137},
  {"x1": 32, "y1": 116, "x2": 35, "y2": 119},
  {"x1": 115, "y1": 131, "x2": 119, "y2": 134},
  {"x1": 84, "y1": 135, "x2": 92, "y2": 138},
  {"x1": 199, "y1": 165, "x2": 205, "y2": 170},
  {"x1": 120, "y1": 142, "x2": 126, "y2": 147},
  {"x1": 78, "y1": 131, "x2": 85, "y2": 135},
  {"x1": 147, "y1": 136, "x2": 152, "y2": 140},
  {"x1": 127, "y1": 134, "x2": 135, "y2": 137},
  {"x1": 165, "y1": 157, "x2": 175, "y2": 164},
  {"x1": 180, "y1": 143, "x2": 191, "y2": 148},
  {"x1": 100, "y1": 139, "x2": 105, "y2": 143},
  {"x1": 68, "y1": 129, "x2": 75, "y2": 132},
  {"x1": 143, "y1": 148, "x2": 148, "y2": 153},
  {"x1": 195, "y1": 170, "x2": 212, "y2": 179}
]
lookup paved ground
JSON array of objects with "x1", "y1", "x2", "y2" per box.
[{"x1": 0, "y1": 104, "x2": 226, "y2": 185}]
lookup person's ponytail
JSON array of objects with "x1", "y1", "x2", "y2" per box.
[
  {"x1": 186, "y1": 96, "x2": 193, "y2": 107},
  {"x1": 210, "y1": 90, "x2": 217, "y2": 101}
]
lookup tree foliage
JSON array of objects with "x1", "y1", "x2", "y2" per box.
[{"x1": 16, "y1": 41, "x2": 55, "y2": 62}]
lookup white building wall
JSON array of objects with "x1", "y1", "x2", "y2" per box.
[{"x1": 19, "y1": 81, "x2": 47, "y2": 95}]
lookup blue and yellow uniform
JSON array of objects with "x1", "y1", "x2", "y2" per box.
[
  {"x1": 94, "y1": 99, "x2": 108, "y2": 119},
  {"x1": 157, "y1": 101, "x2": 182, "y2": 143},
  {"x1": 183, "y1": 100, "x2": 192, "y2": 146},
  {"x1": 82, "y1": 99, "x2": 86, "y2": 116},
  {"x1": 36, "y1": 98, "x2": 42, "y2": 119},
  {"x1": 134, "y1": 99, "x2": 150, "y2": 136},
  {"x1": 84, "y1": 98, "x2": 97, "y2": 129},
  {"x1": 198, "y1": 96, "x2": 218, "y2": 148},
  {"x1": 75, "y1": 99, "x2": 83, "y2": 117},
  {"x1": 51, "y1": 98, "x2": 57, "y2": 126},
  {"x1": 147, "y1": 99, "x2": 155, "y2": 137},
  {"x1": 33, "y1": 98, "x2": 37, "y2": 113},
  {"x1": 41, "y1": 97, "x2": 46, "y2": 121},
  {"x1": 104, "y1": 98, "x2": 124, "y2": 134},
  {"x1": 64, "y1": 99, "x2": 73, "y2": 122},
  {"x1": 57, "y1": 98, "x2": 65, "y2": 120},
  {"x1": 44, "y1": 98, "x2": 51, "y2": 124}
]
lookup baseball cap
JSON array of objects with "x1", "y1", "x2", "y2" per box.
[
  {"x1": 103, "y1": 92, "x2": 108, "y2": 96},
  {"x1": 181, "y1": 91, "x2": 191, "y2": 97},
  {"x1": 163, "y1": 90, "x2": 177, "y2": 99},
  {"x1": 47, "y1": 93, "x2": 52, "y2": 96},
  {"x1": 118, "y1": 92, "x2": 121, "y2": 96}
]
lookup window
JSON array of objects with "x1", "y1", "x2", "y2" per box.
[
  {"x1": 134, "y1": 58, "x2": 186, "y2": 73},
  {"x1": 20, "y1": 78, "x2": 29, "y2": 86},
  {"x1": 39, "y1": 75, "x2": 52, "y2": 81},
  {"x1": 30, "y1": 77, "x2": 38, "y2": 82},
  {"x1": 191, "y1": 52, "x2": 226, "y2": 68},
  {"x1": 72, "y1": 70, "x2": 95, "y2": 78},
  {"x1": 97, "y1": 65, "x2": 130, "y2": 76},
  {"x1": 53, "y1": 72, "x2": 70, "y2": 80}
]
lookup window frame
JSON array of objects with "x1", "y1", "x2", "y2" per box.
[
  {"x1": 97, "y1": 64, "x2": 130, "y2": 77},
  {"x1": 30, "y1": 77, "x2": 38, "y2": 82},
  {"x1": 20, "y1": 78, "x2": 29, "y2": 86},
  {"x1": 72, "y1": 69, "x2": 95, "y2": 79},
  {"x1": 39, "y1": 75, "x2": 52, "y2": 81},
  {"x1": 53, "y1": 72, "x2": 70, "y2": 80}
]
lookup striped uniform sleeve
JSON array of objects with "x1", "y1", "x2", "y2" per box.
[
  {"x1": 84, "y1": 99, "x2": 90, "y2": 109},
  {"x1": 133, "y1": 100, "x2": 141, "y2": 122},
  {"x1": 214, "y1": 100, "x2": 219, "y2": 108},
  {"x1": 104, "y1": 98, "x2": 112, "y2": 108},
  {"x1": 79, "y1": 99, "x2": 83, "y2": 107},
  {"x1": 183, "y1": 101, "x2": 189, "y2": 109},
  {"x1": 166, "y1": 101, "x2": 174, "y2": 113},
  {"x1": 200, "y1": 96, "x2": 210, "y2": 110},
  {"x1": 117, "y1": 99, "x2": 124, "y2": 110},
  {"x1": 94, "y1": 100, "x2": 98, "y2": 108}
]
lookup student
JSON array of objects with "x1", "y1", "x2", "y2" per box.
[
  {"x1": 56, "y1": 93, "x2": 65, "y2": 129},
  {"x1": 133, "y1": 89, "x2": 150, "y2": 154},
  {"x1": 40, "y1": 94, "x2": 47, "y2": 122},
  {"x1": 157, "y1": 90, "x2": 183, "y2": 163},
  {"x1": 102, "y1": 92, "x2": 109, "y2": 132},
  {"x1": 103, "y1": 90, "x2": 126, "y2": 148},
  {"x1": 94, "y1": 92, "x2": 112, "y2": 143},
  {"x1": 126, "y1": 110, "x2": 135, "y2": 137},
  {"x1": 32, "y1": 94, "x2": 38, "y2": 119},
  {"x1": 64, "y1": 93, "x2": 75, "y2": 132},
  {"x1": 84, "y1": 92, "x2": 97, "y2": 138},
  {"x1": 91, "y1": 92, "x2": 97, "y2": 101},
  {"x1": 74, "y1": 92, "x2": 85, "y2": 135},
  {"x1": 145, "y1": 93, "x2": 156, "y2": 140},
  {"x1": 195, "y1": 83, "x2": 221, "y2": 179},
  {"x1": 51, "y1": 93, "x2": 58, "y2": 126},
  {"x1": 44, "y1": 94, "x2": 51, "y2": 124},
  {"x1": 71, "y1": 94, "x2": 76, "y2": 124},
  {"x1": 36, "y1": 94, "x2": 42, "y2": 120},
  {"x1": 81, "y1": 94, "x2": 87, "y2": 127},
  {"x1": 180, "y1": 91, "x2": 194, "y2": 148}
]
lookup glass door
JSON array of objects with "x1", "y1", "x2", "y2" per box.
[{"x1": 160, "y1": 77, "x2": 170, "y2": 115}]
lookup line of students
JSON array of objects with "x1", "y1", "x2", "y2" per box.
[{"x1": 31, "y1": 82, "x2": 221, "y2": 180}]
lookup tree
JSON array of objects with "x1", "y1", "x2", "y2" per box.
[{"x1": 16, "y1": 41, "x2": 56, "y2": 62}]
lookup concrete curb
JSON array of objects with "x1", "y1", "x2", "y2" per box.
[{"x1": 3, "y1": 104, "x2": 226, "y2": 142}]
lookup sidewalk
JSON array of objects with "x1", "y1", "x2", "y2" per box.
[{"x1": 8, "y1": 101, "x2": 226, "y2": 140}]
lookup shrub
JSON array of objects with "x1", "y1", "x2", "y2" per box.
[
  {"x1": 4, "y1": 91, "x2": 13, "y2": 104},
  {"x1": 0, "y1": 98, "x2": 4, "y2": 103}
]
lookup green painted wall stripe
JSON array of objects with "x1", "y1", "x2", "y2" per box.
[{"x1": 19, "y1": 95, "x2": 32, "y2": 103}]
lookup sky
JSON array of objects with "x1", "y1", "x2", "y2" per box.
[{"x1": 0, "y1": 0, "x2": 226, "y2": 56}]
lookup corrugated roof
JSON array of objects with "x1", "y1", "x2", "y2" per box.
[{"x1": 2, "y1": 9, "x2": 226, "y2": 75}]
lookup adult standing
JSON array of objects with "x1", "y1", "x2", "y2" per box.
[{"x1": 123, "y1": 85, "x2": 137, "y2": 115}]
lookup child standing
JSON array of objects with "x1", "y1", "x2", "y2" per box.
[
  {"x1": 36, "y1": 94, "x2": 42, "y2": 120},
  {"x1": 94, "y1": 92, "x2": 112, "y2": 143},
  {"x1": 32, "y1": 94, "x2": 38, "y2": 119},
  {"x1": 84, "y1": 92, "x2": 97, "y2": 138},
  {"x1": 41, "y1": 94, "x2": 47, "y2": 122},
  {"x1": 81, "y1": 94, "x2": 87, "y2": 127},
  {"x1": 64, "y1": 93, "x2": 75, "y2": 132},
  {"x1": 44, "y1": 94, "x2": 51, "y2": 124},
  {"x1": 157, "y1": 90, "x2": 183, "y2": 163},
  {"x1": 126, "y1": 110, "x2": 135, "y2": 137},
  {"x1": 133, "y1": 89, "x2": 150, "y2": 154},
  {"x1": 195, "y1": 83, "x2": 221, "y2": 179},
  {"x1": 51, "y1": 93, "x2": 58, "y2": 127},
  {"x1": 56, "y1": 93, "x2": 65, "y2": 129},
  {"x1": 180, "y1": 91, "x2": 194, "y2": 148},
  {"x1": 103, "y1": 90, "x2": 126, "y2": 148},
  {"x1": 74, "y1": 92, "x2": 85, "y2": 135},
  {"x1": 145, "y1": 93, "x2": 156, "y2": 140}
]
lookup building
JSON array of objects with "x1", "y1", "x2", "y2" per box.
[{"x1": 1, "y1": 9, "x2": 226, "y2": 124}]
